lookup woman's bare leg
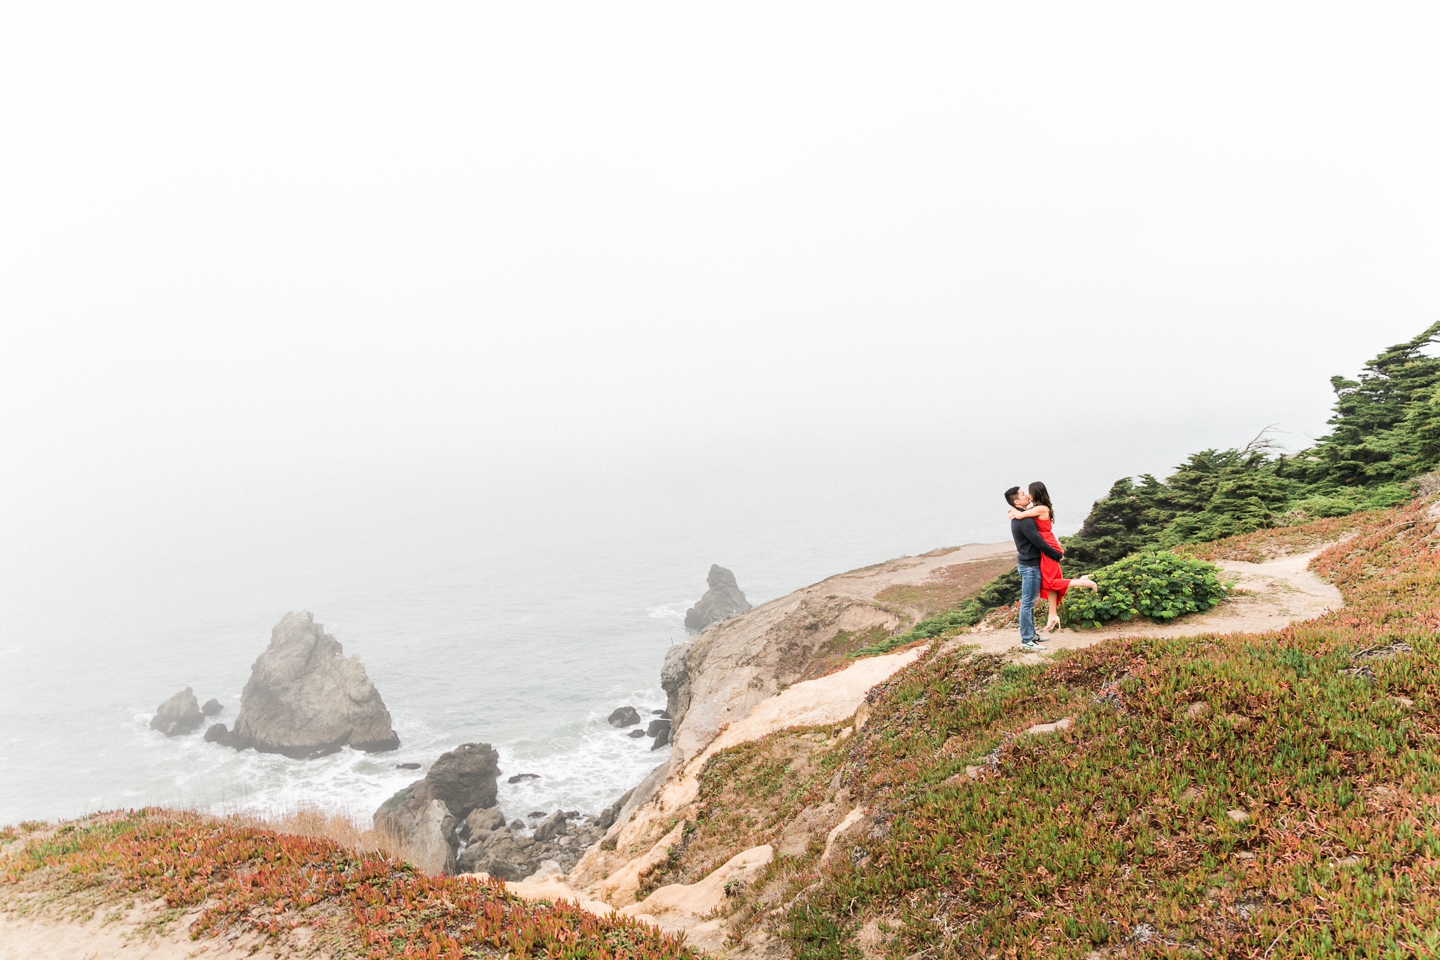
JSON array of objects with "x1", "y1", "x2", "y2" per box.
[{"x1": 1045, "y1": 591, "x2": 1062, "y2": 631}]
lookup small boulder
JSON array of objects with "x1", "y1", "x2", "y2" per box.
[
  {"x1": 396, "y1": 762, "x2": 422, "y2": 770},
  {"x1": 532, "y1": 811, "x2": 569, "y2": 843},
  {"x1": 201, "y1": 698, "x2": 224, "y2": 717},
  {"x1": 652, "y1": 709, "x2": 668, "y2": 716},
  {"x1": 509, "y1": 819, "x2": 525, "y2": 830},
  {"x1": 645, "y1": 718, "x2": 670, "y2": 738},
  {"x1": 608, "y1": 706, "x2": 641, "y2": 728},
  {"x1": 507, "y1": 773, "x2": 540, "y2": 784},
  {"x1": 150, "y1": 688, "x2": 204, "y2": 737},
  {"x1": 465, "y1": 807, "x2": 508, "y2": 836},
  {"x1": 203, "y1": 723, "x2": 230, "y2": 743},
  {"x1": 651, "y1": 722, "x2": 671, "y2": 750},
  {"x1": 627, "y1": 729, "x2": 646, "y2": 739}
]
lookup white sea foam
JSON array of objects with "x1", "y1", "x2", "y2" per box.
[{"x1": 647, "y1": 599, "x2": 696, "y2": 620}]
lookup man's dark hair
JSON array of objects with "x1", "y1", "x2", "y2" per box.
[{"x1": 1004, "y1": 485, "x2": 1022, "y2": 507}]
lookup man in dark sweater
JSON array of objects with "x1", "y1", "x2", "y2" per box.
[{"x1": 1005, "y1": 485, "x2": 1065, "y2": 651}]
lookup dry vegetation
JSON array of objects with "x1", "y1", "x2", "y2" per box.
[
  {"x1": 874, "y1": 558, "x2": 1016, "y2": 619},
  {"x1": 2, "y1": 809, "x2": 694, "y2": 960}
]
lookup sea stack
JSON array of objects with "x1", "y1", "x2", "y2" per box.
[
  {"x1": 221, "y1": 611, "x2": 400, "y2": 759},
  {"x1": 374, "y1": 743, "x2": 502, "y2": 875},
  {"x1": 684, "y1": 564, "x2": 752, "y2": 633}
]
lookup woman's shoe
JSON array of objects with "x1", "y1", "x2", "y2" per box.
[{"x1": 1045, "y1": 619, "x2": 1060, "y2": 632}]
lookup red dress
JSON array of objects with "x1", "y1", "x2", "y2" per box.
[{"x1": 1035, "y1": 516, "x2": 1071, "y2": 602}]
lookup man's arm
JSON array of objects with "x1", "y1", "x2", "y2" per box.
[{"x1": 1016, "y1": 519, "x2": 1064, "y2": 561}]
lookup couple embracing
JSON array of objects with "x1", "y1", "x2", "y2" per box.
[{"x1": 1005, "y1": 482, "x2": 1097, "y2": 651}]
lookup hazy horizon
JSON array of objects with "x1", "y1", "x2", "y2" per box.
[{"x1": 2, "y1": 4, "x2": 1439, "y2": 823}]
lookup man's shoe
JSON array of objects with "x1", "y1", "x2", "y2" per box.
[{"x1": 1020, "y1": 640, "x2": 1045, "y2": 651}]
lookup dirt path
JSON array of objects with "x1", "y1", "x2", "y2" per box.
[{"x1": 958, "y1": 545, "x2": 1343, "y2": 661}]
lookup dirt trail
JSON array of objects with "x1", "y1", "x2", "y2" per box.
[{"x1": 960, "y1": 545, "x2": 1343, "y2": 660}]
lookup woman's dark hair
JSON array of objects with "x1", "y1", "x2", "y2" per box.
[{"x1": 1028, "y1": 481, "x2": 1054, "y2": 522}]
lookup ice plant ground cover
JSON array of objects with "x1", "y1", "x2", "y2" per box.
[
  {"x1": 788, "y1": 499, "x2": 1440, "y2": 958},
  {"x1": 1, "y1": 810, "x2": 694, "y2": 960}
]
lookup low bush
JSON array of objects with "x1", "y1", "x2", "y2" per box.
[{"x1": 1060, "y1": 550, "x2": 1228, "y2": 628}]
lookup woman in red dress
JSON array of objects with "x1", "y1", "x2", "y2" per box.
[{"x1": 1007, "y1": 481, "x2": 1097, "y2": 632}]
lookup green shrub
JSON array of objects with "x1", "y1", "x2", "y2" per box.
[{"x1": 1061, "y1": 551, "x2": 1227, "y2": 628}]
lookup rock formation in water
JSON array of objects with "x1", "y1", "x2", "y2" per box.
[
  {"x1": 607, "y1": 706, "x2": 640, "y2": 728},
  {"x1": 372, "y1": 742, "x2": 604, "y2": 879},
  {"x1": 683, "y1": 564, "x2": 752, "y2": 633},
  {"x1": 220, "y1": 611, "x2": 399, "y2": 759},
  {"x1": 201, "y1": 698, "x2": 223, "y2": 717},
  {"x1": 150, "y1": 687, "x2": 204, "y2": 737},
  {"x1": 374, "y1": 743, "x2": 501, "y2": 874}
]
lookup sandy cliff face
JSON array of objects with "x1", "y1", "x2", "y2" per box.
[
  {"x1": 496, "y1": 542, "x2": 1014, "y2": 952},
  {"x1": 663, "y1": 542, "x2": 1014, "y2": 767}
]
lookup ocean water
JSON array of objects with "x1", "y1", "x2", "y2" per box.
[{"x1": 0, "y1": 435, "x2": 1191, "y2": 828}]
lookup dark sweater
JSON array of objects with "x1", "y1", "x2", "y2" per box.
[{"x1": 1011, "y1": 516, "x2": 1065, "y2": 566}]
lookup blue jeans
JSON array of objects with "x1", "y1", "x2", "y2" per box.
[{"x1": 1018, "y1": 563, "x2": 1042, "y2": 642}]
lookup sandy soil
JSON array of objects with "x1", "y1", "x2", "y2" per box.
[
  {"x1": 0, "y1": 901, "x2": 310, "y2": 960},
  {"x1": 960, "y1": 545, "x2": 1343, "y2": 661}
]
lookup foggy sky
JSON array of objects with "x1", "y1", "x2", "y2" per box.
[{"x1": 3, "y1": 4, "x2": 1439, "y2": 597}]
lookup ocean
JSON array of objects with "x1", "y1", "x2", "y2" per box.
[{"x1": 0, "y1": 434, "x2": 1189, "y2": 829}]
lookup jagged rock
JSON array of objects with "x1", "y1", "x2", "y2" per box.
[
  {"x1": 646, "y1": 718, "x2": 670, "y2": 738},
  {"x1": 627, "y1": 729, "x2": 646, "y2": 739},
  {"x1": 422, "y1": 743, "x2": 500, "y2": 821},
  {"x1": 407, "y1": 799, "x2": 458, "y2": 875},
  {"x1": 533, "y1": 811, "x2": 569, "y2": 842},
  {"x1": 227, "y1": 612, "x2": 400, "y2": 758},
  {"x1": 507, "y1": 773, "x2": 540, "y2": 784},
  {"x1": 598, "y1": 787, "x2": 634, "y2": 830},
  {"x1": 203, "y1": 723, "x2": 229, "y2": 743},
  {"x1": 684, "y1": 565, "x2": 752, "y2": 633},
  {"x1": 373, "y1": 743, "x2": 501, "y2": 875},
  {"x1": 397, "y1": 762, "x2": 421, "y2": 770},
  {"x1": 509, "y1": 819, "x2": 525, "y2": 830},
  {"x1": 651, "y1": 721, "x2": 671, "y2": 750},
  {"x1": 652, "y1": 709, "x2": 668, "y2": 716},
  {"x1": 201, "y1": 698, "x2": 224, "y2": 717},
  {"x1": 661, "y1": 643, "x2": 692, "y2": 731},
  {"x1": 608, "y1": 706, "x2": 641, "y2": 728},
  {"x1": 150, "y1": 688, "x2": 204, "y2": 737}
]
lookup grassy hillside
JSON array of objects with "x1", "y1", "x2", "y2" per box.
[
  {"x1": 1, "y1": 809, "x2": 693, "y2": 959},
  {"x1": 784, "y1": 498, "x2": 1440, "y2": 958}
]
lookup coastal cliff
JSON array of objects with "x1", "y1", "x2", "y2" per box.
[
  {"x1": 496, "y1": 497, "x2": 1437, "y2": 958},
  {"x1": 7, "y1": 499, "x2": 1440, "y2": 960}
]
